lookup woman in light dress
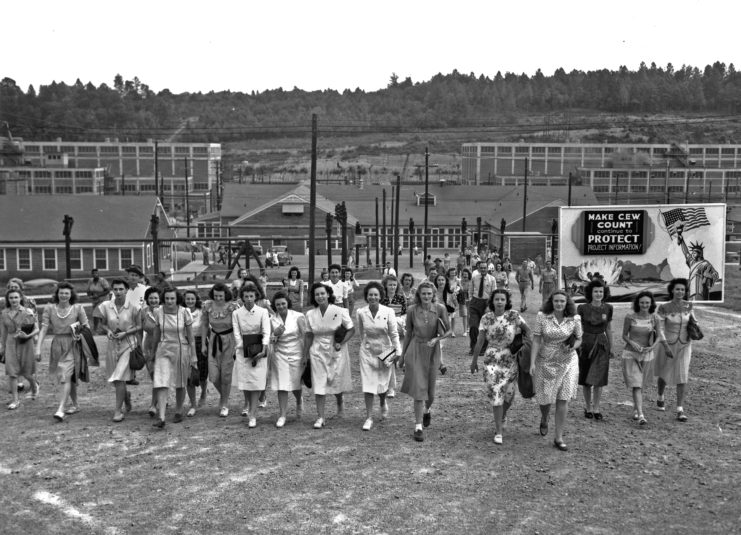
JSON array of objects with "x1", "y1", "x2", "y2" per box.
[
  {"x1": 470, "y1": 289, "x2": 530, "y2": 445},
  {"x1": 654, "y1": 278, "x2": 696, "y2": 422},
  {"x1": 622, "y1": 291, "x2": 662, "y2": 425},
  {"x1": 151, "y1": 287, "x2": 197, "y2": 428},
  {"x1": 36, "y1": 282, "x2": 90, "y2": 421},
  {"x1": 529, "y1": 290, "x2": 582, "y2": 451},
  {"x1": 283, "y1": 266, "x2": 304, "y2": 309},
  {"x1": 98, "y1": 278, "x2": 141, "y2": 422},
  {"x1": 493, "y1": 262, "x2": 509, "y2": 290},
  {"x1": 539, "y1": 261, "x2": 558, "y2": 305},
  {"x1": 268, "y1": 291, "x2": 306, "y2": 427},
  {"x1": 141, "y1": 287, "x2": 161, "y2": 417},
  {"x1": 398, "y1": 281, "x2": 452, "y2": 442},
  {"x1": 303, "y1": 283, "x2": 355, "y2": 429},
  {"x1": 232, "y1": 284, "x2": 270, "y2": 428},
  {"x1": 459, "y1": 268, "x2": 472, "y2": 335},
  {"x1": 444, "y1": 267, "x2": 462, "y2": 336},
  {"x1": 0, "y1": 289, "x2": 39, "y2": 410},
  {"x1": 381, "y1": 275, "x2": 407, "y2": 398},
  {"x1": 343, "y1": 267, "x2": 360, "y2": 316},
  {"x1": 355, "y1": 282, "x2": 402, "y2": 431},
  {"x1": 202, "y1": 282, "x2": 240, "y2": 417}
]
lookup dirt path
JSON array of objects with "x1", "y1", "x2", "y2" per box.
[{"x1": 1, "y1": 285, "x2": 739, "y2": 534}]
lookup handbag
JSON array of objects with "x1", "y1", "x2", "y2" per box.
[
  {"x1": 516, "y1": 337, "x2": 535, "y2": 398},
  {"x1": 16, "y1": 323, "x2": 35, "y2": 344},
  {"x1": 378, "y1": 348, "x2": 396, "y2": 367},
  {"x1": 301, "y1": 360, "x2": 312, "y2": 389},
  {"x1": 687, "y1": 314, "x2": 703, "y2": 341},
  {"x1": 334, "y1": 324, "x2": 348, "y2": 344},
  {"x1": 242, "y1": 334, "x2": 264, "y2": 367},
  {"x1": 509, "y1": 332, "x2": 524, "y2": 355},
  {"x1": 129, "y1": 345, "x2": 147, "y2": 371}
]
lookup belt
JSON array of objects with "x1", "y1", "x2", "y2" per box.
[{"x1": 210, "y1": 327, "x2": 234, "y2": 357}]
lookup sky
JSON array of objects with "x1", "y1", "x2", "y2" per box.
[{"x1": 5, "y1": 0, "x2": 737, "y2": 94}]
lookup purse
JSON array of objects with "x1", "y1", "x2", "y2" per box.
[
  {"x1": 129, "y1": 345, "x2": 147, "y2": 371},
  {"x1": 242, "y1": 334, "x2": 264, "y2": 366},
  {"x1": 687, "y1": 314, "x2": 703, "y2": 341},
  {"x1": 509, "y1": 332, "x2": 524, "y2": 355},
  {"x1": 17, "y1": 323, "x2": 36, "y2": 344},
  {"x1": 564, "y1": 332, "x2": 577, "y2": 349},
  {"x1": 301, "y1": 360, "x2": 312, "y2": 389},
  {"x1": 378, "y1": 348, "x2": 396, "y2": 367},
  {"x1": 334, "y1": 324, "x2": 348, "y2": 344}
]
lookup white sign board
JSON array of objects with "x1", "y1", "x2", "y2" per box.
[{"x1": 559, "y1": 204, "x2": 726, "y2": 303}]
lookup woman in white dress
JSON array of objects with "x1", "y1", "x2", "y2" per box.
[
  {"x1": 283, "y1": 267, "x2": 304, "y2": 309},
  {"x1": 355, "y1": 282, "x2": 402, "y2": 431},
  {"x1": 303, "y1": 282, "x2": 355, "y2": 429},
  {"x1": 269, "y1": 291, "x2": 306, "y2": 427},
  {"x1": 97, "y1": 278, "x2": 141, "y2": 422},
  {"x1": 184, "y1": 290, "x2": 207, "y2": 416},
  {"x1": 232, "y1": 284, "x2": 270, "y2": 428},
  {"x1": 151, "y1": 287, "x2": 197, "y2": 428}
]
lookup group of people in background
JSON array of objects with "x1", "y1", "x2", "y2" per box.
[{"x1": 1, "y1": 254, "x2": 700, "y2": 448}]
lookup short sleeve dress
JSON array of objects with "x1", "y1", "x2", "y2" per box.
[
  {"x1": 532, "y1": 312, "x2": 582, "y2": 406},
  {"x1": 479, "y1": 310, "x2": 525, "y2": 406},
  {"x1": 153, "y1": 307, "x2": 193, "y2": 389},
  {"x1": 203, "y1": 300, "x2": 239, "y2": 381},
  {"x1": 285, "y1": 279, "x2": 303, "y2": 308},
  {"x1": 268, "y1": 310, "x2": 306, "y2": 392},
  {"x1": 42, "y1": 304, "x2": 89, "y2": 384},
  {"x1": 355, "y1": 304, "x2": 401, "y2": 395},
  {"x1": 305, "y1": 304, "x2": 354, "y2": 395},
  {"x1": 400, "y1": 303, "x2": 449, "y2": 401},
  {"x1": 577, "y1": 302, "x2": 613, "y2": 387},
  {"x1": 621, "y1": 312, "x2": 657, "y2": 388},
  {"x1": 654, "y1": 302, "x2": 693, "y2": 385},
  {"x1": 540, "y1": 269, "x2": 558, "y2": 304},
  {"x1": 232, "y1": 305, "x2": 271, "y2": 391},
  {"x1": 1, "y1": 306, "x2": 38, "y2": 378},
  {"x1": 97, "y1": 300, "x2": 140, "y2": 383}
]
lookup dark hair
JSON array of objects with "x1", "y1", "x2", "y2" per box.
[
  {"x1": 495, "y1": 262, "x2": 503, "y2": 271},
  {"x1": 460, "y1": 268, "x2": 472, "y2": 281},
  {"x1": 271, "y1": 290, "x2": 292, "y2": 311},
  {"x1": 328, "y1": 264, "x2": 342, "y2": 275},
  {"x1": 381, "y1": 275, "x2": 399, "y2": 296},
  {"x1": 364, "y1": 281, "x2": 385, "y2": 301},
  {"x1": 632, "y1": 291, "x2": 657, "y2": 313},
  {"x1": 541, "y1": 290, "x2": 577, "y2": 317},
  {"x1": 235, "y1": 274, "x2": 265, "y2": 300},
  {"x1": 309, "y1": 282, "x2": 334, "y2": 307},
  {"x1": 446, "y1": 267, "x2": 457, "y2": 278},
  {"x1": 52, "y1": 282, "x2": 78, "y2": 304},
  {"x1": 209, "y1": 282, "x2": 233, "y2": 301},
  {"x1": 288, "y1": 266, "x2": 301, "y2": 280},
  {"x1": 584, "y1": 279, "x2": 606, "y2": 302},
  {"x1": 413, "y1": 281, "x2": 437, "y2": 305},
  {"x1": 110, "y1": 278, "x2": 130, "y2": 290},
  {"x1": 667, "y1": 278, "x2": 689, "y2": 300},
  {"x1": 240, "y1": 283, "x2": 260, "y2": 302},
  {"x1": 487, "y1": 288, "x2": 513, "y2": 312},
  {"x1": 434, "y1": 273, "x2": 447, "y2": 289},
  {"x1": 183, "y1": 289, "x2": 202, "y2": 309},
  {"x1": 144, "y1": 287, "x2": 160, "y2": 305},
  {"x1": 161, "y1": 286, "x2": 184, "y2": 306},
  {"x1": 4, "y1": 289, "x2": 22, "y2": 305},
  {"x1": 342, "y1": 267, "x2": 354, "y2": 279},
  {"x1": 400, "y1": 273, "x2": 414, "y2": 287}
]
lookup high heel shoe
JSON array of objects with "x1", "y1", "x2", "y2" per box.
[
  {"x1": 553, "y1": 439, "x2": 568, "y2": 451},
  {"x1": 584, "y1": 409, "x2": 594, "y2": 419}
]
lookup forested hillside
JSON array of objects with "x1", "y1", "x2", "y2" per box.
[{"x1": 2, "y1": 62, "x2": 740, "y2": 143}]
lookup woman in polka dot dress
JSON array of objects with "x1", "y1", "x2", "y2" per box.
[{"x1": 529, "y1": 290, "x2": 582, "y2": 451}]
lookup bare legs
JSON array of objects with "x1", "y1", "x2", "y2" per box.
[
  {"x1": 492, "y1": 400, "x2": 512, "y2": 435},
  {"x1": 56, "y1": 381, "x2": 78, "y2": 415},
  {"x1": 657, "y1": 378, "x2": 686, "y2": 411},
  {"x1": 540, "y1": 400, "x2": 568, "y2": 443},
  {"x1": 315, "y1": 393, "x2": 344, "y2": 421},
  {"x1": 364, "y1": 392, "x2": 388, "y2": 420},
  {"x1": 113, "y1": 380, "x2": 127, "y2": 419},
  {"x1": 582, "y1": 385, "x2": 603, "y2": 414},
  {"x1": 277, "y1": 390, "x2": 302, "y2": 419}
]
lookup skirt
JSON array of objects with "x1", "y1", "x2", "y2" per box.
[
  {"x1": 233, "y1": 350, "x2": 268, "y2": 391},
  {"x1": 358, "y1": 347, "x2": 393, "y2": 395},
  {"x1": 309, "y1": 345, "x2": 352, "y2": 396},
  {"x1": 654, "y1": 340, "x2": 691, "y2": 385},
  {"x1": 578, "y1": 332, "x2": 610, "y2": 387},
  {"x1": 622, "y1": 351, "x2": 655, "y2": 389},
  {"x1": 153, "y1": 341, "x2": 190, "y2": 389},
  {"x1": 533, "y1": 350, "x2": 579, "y2": 406},
  {"x1": 269, "y1": 347, "x2": 303, "y2": 391},
  {"x1": 400, "y1": 339, "x2": 440, "y2": 401},
  {"x1": 3, "y1": 339, "x2": 36, "y2": 378},
  {"x1": 49, "y1": 335, "x2": 78, "y2": 384}
]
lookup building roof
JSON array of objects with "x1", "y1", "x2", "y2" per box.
[{"x1": 0, "y1": 196, "x2": 166, "y2": 242}]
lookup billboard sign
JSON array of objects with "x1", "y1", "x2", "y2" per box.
[{"x1": 559, "y1": 204, "x2": 726, "y2": 303}]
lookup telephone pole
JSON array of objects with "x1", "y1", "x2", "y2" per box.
[
  {"x1": 184, "y1": 157, "x2": 190, "y2": 237},
  {"x1": 522, "y1": 157, "x2": 529, "y2": 232},
  {"x1": 308, "y1": 114, "x2": 318, "y2": 286}
]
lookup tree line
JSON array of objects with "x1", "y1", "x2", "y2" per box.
[{"x1": 1, "y1": 61, "x2": 740, "y2": 143}]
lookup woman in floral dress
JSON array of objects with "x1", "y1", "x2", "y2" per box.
[
  {"x1": 654, "y1": 278, "x2": 696, "y2": 422},
  {"x1": 470, "y1": 289, "x2": 530, "y2": 444},
  {"x1": 381, "y1": 275, "x2": 406, "y2": 398},
  {"x1": 202, "y1": 282, "x2": 240, "y2": 417},
  {"x1": 529, "y1": 290, "x2": 582, "y2": 451},
  {"x1": 0, "y1": 289, "x2": 39, "y2": 410}
]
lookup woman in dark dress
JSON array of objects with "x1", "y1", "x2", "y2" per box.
[{"x1": 577, "y1": 280, "x2": 613, "y2": 420}]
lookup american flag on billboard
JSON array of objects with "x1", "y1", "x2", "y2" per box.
[{"x1": 661, "y1": 207, "x2": 710, "y2": 237}]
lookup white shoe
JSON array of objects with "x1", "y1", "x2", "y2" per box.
[
  {"x1": 493, "y1": 434, "x2": 503, "y2": 445},
  {"x1": 241, "y1": 408, "x2": 249, "y2": 417},
  {"x1": 387, "y1": 389, "x2": 396, "y2": 398},
  {"x1": 248, "y1": 418, "x2": 257, "y2": 428},
  {"x1": 362, "y1": 418, "x2": 373, "y2": 431},
  {"x1": 313, "y1": 417, "x2": 325, "y2": 429},
  {"x1": 276, "y1": 416, "x2": 286, "y2": 428},
  {"x1": 258, "y1": 399, "x2": 267, "y2": 408},
  {"x1": 219, "y1": 406, "x2": 229, "y2": 418},
  {"x1": 186, "y1": 407, "x2": 196, "y2": 417}
]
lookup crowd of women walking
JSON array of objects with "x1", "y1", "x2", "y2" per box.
[{"x1": 1, "y1": 266, "x2": 701, "y2": 447}]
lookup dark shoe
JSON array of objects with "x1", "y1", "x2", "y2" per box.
[
  {"x1": 125, "y1": 379, "x2": 140, "y2": 386},
  {"x1": 423, "y1": 412, "x2": 432, "y2": 428},
  {"x1": 539, "y1": 421, "x2": 548, "y2": 436},
  {"x1": 553, "y1": 440, "x2": 568, "y2": 451},
  {"x1": 413, "y1": 429, "x2": 424, "y2": 442},
  {"x1": 173, "y1": 413, "x2": 183, "y2": 423},
  {"x1": 17, "y1": 384, "x2": 25, "y2": 392},
  {"x1": 677, "y1": 410, "x2": 688, "y2": 422},
  {"x1": 152, "y1": 418, "x2": 166, "y2": 428},
  {"x1": 439, "y1": 365, "x2": 448, "y2": 376},
  {"x1": 148, "y1": 406, "x2": 157, "y2": 418},
  {"x1": 656, "y1": 399, "x2": 666, "y2": 411},
  {"x1": 593, "y1": 412, "x2": 603, "y2": 421},
  {"x1": 584, "y1": 409, "x2": 594, "y2": 419}
]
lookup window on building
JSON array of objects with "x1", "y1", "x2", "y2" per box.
[
  {"x1": 194, "y1": 183, "x2": 209, "y2": 190},
  {"x1": 175, "y1": 146, "x2": 190, "y2": 154},
  {"x1": 34, "y1": 170, "x2": 51, "y2": 178},
  {"x1": 17, "y1": 248, "x2": 31, "y2": 270},
  {"x1": 593, "y1": 185, "x2": 610, "y2": 193},
  {"x1": 705, "y1": 148, "x2": 719, "y2": 155},
  {"x1": 43, "y1": 249, "x2": 57, "y2": 270},
  {"x1": 158, "y1": 147, "x2": 172, "y2": 155},
  {"x1": 594, "y1": 171, "x2": 610, "y2": 178},
  {"x1": 721, "y1": 148, "x2": 735, "y2": 155},
  {"x1": 193, "y1": 147, "x2": 208, "y2": 155},
  {"x1": 515, "y1": 146, "x2": 529, "y2": 154},
  {"x1": 119, "y1": 249, "x2": 134, "y2": 270},
  {"x1": 630, "y1": 185, "x2": 645, "y2": 192},
  {"x1": 140, "y1": 184, "x2": 157, "y2": 191},
  {"x1": 139, "y1": 146, "x2": 153, "y2": 155},
  {"x1": 631, "y1": 171, "x2": 648, "y2": 179},
  {"x1": 76, "y1": 171, "x2": 93, "y2": 178},
  {"x1": 55, "y1": 170, "x2": 73, "y2": 179},
  {"x1": 94, "y1": 249, "x2": 108, "y2": 270},
  {"x1": 56, "y1": 186, "x2": 73, "y2": 194},
  {"x1": 34, "y1": 185, "x2": 52, "y2": 194},
  {"x1": 197, "y1": 222, "x2": 220, "y2": 238},
  {"x1": 100, "y1": 146, "x2": 119, "y2": 154},
  {"x1": 0, "y1": 249, "x2": 5, "y2": 270},
  {"x1": 145, "y1": 244, "x2": 153, "y2": 268},
  {"x1": 532, "y1": 147, "x2": 546, "y2": 154},
  {"x1": 668, "y1": 185, "x2": 684, "y2": 193},
  {"x1": 649, "y1": 185, "x2": 665, "y2": 192},
  {"x1": 76, "y1": 186, "x2": 93, "y2": 193},
  {"x1": 69, "y1": 249, "x2": 82, "y2": 271},
  {"x1": 497, "y1": 146, "x2": 512, "y2": 155},
  {"x1": 122, "y1": 146, "x2": 137, "y2": 154},
  {"x1": 79, "y1": 145, "x2": 97, "y2": 154}
]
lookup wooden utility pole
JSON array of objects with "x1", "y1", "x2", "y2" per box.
[
  {"x1": 150, "y1": 214, "x2": 160, "y2": 273},
  {"x1": 63, "y1": 214, "x2": 74, "y2": 280},
  {"x1": 393, "y1": 175, "x2": 401, "y2": 274},
  {"x1": 522, "y1": 157, "x2": 529, "y2": 232},
  {"x1": 567, "y1": 172, "x2": 573, "y2": 206},
  {"x1": 664, "y1": 161, "x2": 670, "y2": 204},
  {"x1": 121, "y1": 173, "x2": 125, "y2": 196},
  {"x1": 375, "y1": 197, "x2": 380, "y2": 267},
  {"x1": 308, "y1": 114, "x2": 317, "y2": 286},
  {"x1": 382, "y1": 188, "x2": 387, "y2": 266},
  {"x1": 326, "y1": 211, "x2": 333, "y2": 267},
  {"x1": 423, "y1": 146, "x2": 430, "y2": 261},
  {"x1": 154, "y1": 140, "x2": 160, "y2": 204},
  {"x1": 184, "y1": 157, "x2": 190, "y2": 237}
]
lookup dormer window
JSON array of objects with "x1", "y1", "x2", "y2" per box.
[{"x1": 415, "y1": 192, "x2": 437, "y2": 206}]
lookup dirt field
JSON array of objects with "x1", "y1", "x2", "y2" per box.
[{"x1": 1, "y1": 281, "x2": 740, "y2": 534}]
